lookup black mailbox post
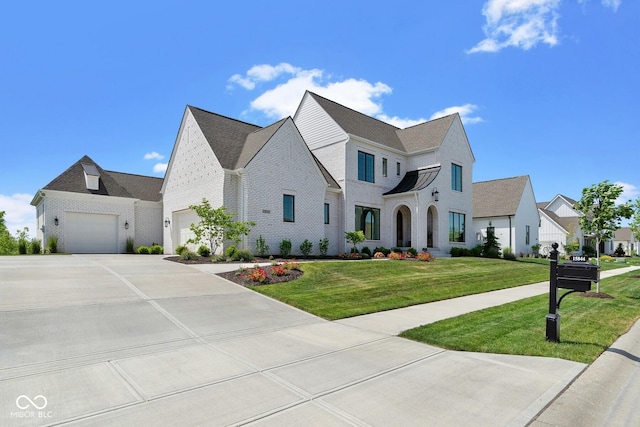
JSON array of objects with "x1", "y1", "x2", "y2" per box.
[{"x1": 546, "y1": 243, "x2": 600, "y2": 342}]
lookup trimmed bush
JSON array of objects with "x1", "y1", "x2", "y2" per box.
[
  {"x1": 175, "y1": 245, "x2": 187, "y2": 255},
  {"x1": 503, "y1": 248, "x2": 517, "y2": 261},
  {"x1": 181, "y1": 250, "x2": 198, "y2": 260},
  {"x1": 407, "y1": 247, "x2": 418, "y2": 257},
  {"x1": 225, "y1": 245, "x2": 239, "y2": 259},
  {"x1": 300, "y1": 239, "x2": 313, "y2": 257},
  {"x1": 125, "y1": 237, "x2": 135, "y2": 254},
  {"x1": 361, "y1": 246, "x2": 372, "y2": 257},
  {"x1": 137, "y1": 246, "x2": 150, "y2": 254},
  {"x1": 319, "y1": 238, "x2": 329, "y2": 256},
  {"x1": 47, "y1": 235, "x2": 58, "y2": 254},
  {"x1": 389, "y1": 252, "x2": 404, "y2": 260},
  {"x1": 150, "y1": 244, "x2": 163, "y2": 254},
  {"x1": 279, "y1": 239, "x2": 292, "y2": 258},
  {"x1": 373, "y1": 246, "x2": 390, "y2": 256},
  {"x1": 198, "y1": 245, "x2": 211, "y2": 257},
  {"x1": 236, "y1": 249, "x2": 254, "y2": 262}
]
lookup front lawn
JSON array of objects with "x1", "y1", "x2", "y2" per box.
[
  {"x1": 251, "y1": 258, "x2": 550, "y2": 320},
  {"x1": 400, "y1": 271, "x2": 640, "y2": 363}
]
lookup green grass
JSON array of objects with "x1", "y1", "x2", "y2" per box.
[
  {"x1": 400, "y1": 271, "x2": 640, "y2": 363},
  {"x1": 251, "y1": 258, "x2": 550, "y2": 320}
]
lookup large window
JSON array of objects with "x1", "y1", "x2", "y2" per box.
[
  {"x1": 382, "y1": 158, "x2": 388, "y2": 177},
  {"x1": 396, "y1": 162, "x2": 401, "y2": 176},
  {"x1": 324, "y1": 203, "x2": 330, "y2": 224},
  {"x1": 283, "y1": 194, "x2": 295, "y2": 222},
  {"x1": 449, "y1": 212, "x2": 465, "y2": 242},
  {"x1": 526, "y1": 225, "x2": 530, "y2": 245},
  {"x1": 451, "y1": 163, "x2": 462, "y2": 192},
  {"x1": 355, "y1": 206, "x2": 380, "y2": 240},
  {"x1": 358, "y1": 151, "x2": 375, "y2": 183}
]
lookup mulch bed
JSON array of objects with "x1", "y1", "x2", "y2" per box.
[
  {"x1": 218, "y1": 266, "x2": 304, "y2": 287},
  {"x1": 580, "y1": 291, "x2": 614, "y2": 299}
]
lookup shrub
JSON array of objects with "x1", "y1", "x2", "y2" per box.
[
  {"x1": 236, "y1": 249, "x2": 254, "y2": 262},
  {"x1": 416, "y1": 252, "x2": 433, "y2": 262},
  {"x1": 391, "y1": 247, "x2": 402, "y2": 254},
  {"x1": 137, "y1": 246, "x2": 150, "y2": 254},
  {"x1": 450, "y1": 247, "x2": 465, "y2": 257},
  {"x1": 582, "y1": 245, "x2": 596, "y2": 257},
  {"x1": 282, "y1": 259, "x2": 301, "y2": 271},
  {"x1": 470, "y1": 244, "x2": 483, "y2": 257},
  {"x1": 18, "y1": 239, "x2": 28, "y2": 254},
  {"x1": 247, "y1": 267, "x2": 267, "y2": 283},
  {"x1": 197, "y1": 245, "x2": 211, "y2": 257},
  {"x1": 279, "y1": 239, "x2": 292, "y2": 258},
  {"x1": 225, "y1": 245, "x2": 239, "y2": 259},
  {"x1": 47, "y1": 235, "x2": 58, "y2": 254},
  {"x1": 373, "y1": 252, "x2": 386, "y2": 258},
  {"x1": 125, "y1": 237, "x2": 135, "y2": 254},
  {"x1": 614, "y1": 243, "x2": 625, "y2": 257},
  {"x1": 360, "y1": 253, "x2": 371, "y2": 259},
  {"x1": 503, "y1": 248, "x2": 517, "y2": 261},
  {"x1": 181, "y1": 250, "x2": 198, "y2": 261},
  {"x1": 361, "y1": 246, "x2": 372, "y2": 256},
  {"x1": 150, "y1": 244, "x2": 163, "y2": 254},
  {"x1": 300, "y1": 239, "x2": 313, "y2": 257},
  {"x1": 30, "y1": 238, "x2": 42, "y2": 255},
  {"x1": 255, "y1": 235, "x2": 270, "y2": 257},
  {"x1": 373, "y1": 246, "x2": 390, "y2": 256},
  {"x1": 407, "y1": 247, "x2": 418, "y2": 257},
  {"x1": 271, "y1": 265, "x2": 287, "y2": 276},
  {"x1": 319, "y1": 238, "x2": 329, "y2": 256},
  {"x1": 389, "y1": 252, "x2": 404, "y2": 260},
  {"x1": 175, "y1": 245, "x2": 187, "y2": 255},
  {"x1": 600, "y1": 255, "x2": 613, "y2": 262},
  {"x1": 484, "y1": 247, "x2": 501, "y2": 259}
]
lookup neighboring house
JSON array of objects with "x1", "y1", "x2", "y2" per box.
[
  {"x1": 161, "y1": 106, "x2": 340, "y2": 255},
  {"x1": 472, "y1": 176, "x2": 540, "y2": 255},
  {"x1": 614, "y1": 227, "x2": 639, "y2": 256},
  {"x1": 163, "y1": 91, "x2": 476, "y2": 255},
  {"x1": 537, "y1": 194, "x2": 615, "y2": 255},
  {"x1": 31, "y1": 155, "x2": 163, "y2": 253}
]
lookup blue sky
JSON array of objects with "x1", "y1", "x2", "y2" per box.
[{"x1": 1, "y1": 0, "x2": 638, "y2": 235}]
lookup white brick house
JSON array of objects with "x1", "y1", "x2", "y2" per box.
[
  {"x1": 162, "y1": 92, "x2": 476, "y2": 256},
  {"x1": 30, "y1": 155, "x2": 163, "y2": 253},
  {"x1": 472, "y1": 175, "x2": 540, "y2": 256}
]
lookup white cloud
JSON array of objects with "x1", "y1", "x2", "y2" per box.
[
  {"x1": 430, "y1": 104, "x2": 484, "y2": 125},
  {"x1": 153, "y1": 163, "x2": 168, "y2": 174},
  {"x1": 614, "y1": 181, "x2": 639, "y2": 204},
  {"x1": 0, "y1": 193, "x2": 36, "y2": 237},
  {"x1": 144, "y1": 151, "x2": 164, "y2": 160},
  {"x1": 229, "y1": 64, "x2": 483, "y2": 127},
  {"x1": 469, "y1": 0, "x2": 623, "y2": 53},
  {"x1": 468, "y1": 0, "x2": 560, "y2": 53}
]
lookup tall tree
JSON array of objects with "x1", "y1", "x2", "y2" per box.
[
  {"x1": 0, "y1": 211, "x2": 17, "y2": 255},
  {"x1": 630, "y1": 199, "x2": 640, "y2": 246},
  {"x1": 574, "y1": 181, "x2": 633, "y2": 292},
  {"x1": 186, "y1": 198, "x2": 255, "y2": 254}
]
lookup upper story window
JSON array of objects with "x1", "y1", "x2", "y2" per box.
[
  {"x1": 283, "y1": 194, "x2": 295, "y2": 222},
  {"x1": 382, "y1": 158, "x2": 388, "y2": 177},
  {"x1": 324, "y1": 203, "x2": 330, "y2": 224},
  {"x1": 396, "y1": 162, "x2": 401, "y2": 176},
  {"x1": 451, "y1": 163, "x2": 462, "y2": 192},
  {"x1": 358, "y1": 151, "x2": 375, "y2": 183}
]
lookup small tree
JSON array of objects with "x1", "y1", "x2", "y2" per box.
[
  {"x1": 345, "y1": 231, "x2": 365, "y2": 254},
  {"x1": 574, "y1": 181, "x2": 633, "y2": 292},
  {"x1": 482, "y1": 222, "x2": 501, "y2": 258},
  {"x1": 630, "y1": 198, "x2": 640, "y2": 249},
  {"x1": 299, "y1": 239, "x2": 313, "y2": 258},
  {"x1": 319, "y1": 238, "x2": 329, "y2": 257},
  {"x1": 186, "y1": 198, "x2": 255, "y2": 254}
]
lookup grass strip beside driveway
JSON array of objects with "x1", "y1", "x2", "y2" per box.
[
  {"x1": 251, "y1": 258, "x2": 549, "y2": 320},
  {"x1": 400, "y1": 272, "x2": 640, "y2": 363}
]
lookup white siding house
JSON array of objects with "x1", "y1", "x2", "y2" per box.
[
  {"x1": 613, "y1": 227, "x2": 638, "y2": 256},
  {"x1": 30, "y1": 155, "x2": 163, "y2": 253},
  {"x1": 472, "y1": 176, "x2": 540, "y2": 256}
]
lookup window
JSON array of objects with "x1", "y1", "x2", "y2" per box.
[
  {"x1": 283, "y1": 195, "x2": 295, "y2": 222},
  {"x1": 526, "y1": 225, "x2": 530, "y2": 245},
  {"x1": 324, "y1": 203, "x2": 330, "y2": 224},
  {"x1": 382, "y1": 158, "x2": 388, "y2": 177},
  {"x1": 358, "y1": 151, "x2": 375, "y2": 183},
  {"x1": 451, "y1": 163, "x2": 462, "y2": 192},
  {"x1": 355, "y1": 206, "x2": 380, "y2": 240},
  {"x1": 396, "y1": 162, "x2": 401, "y2": 176},
  {"x1": 449, "y1": 212, "x2": 465, "y2": 242}
]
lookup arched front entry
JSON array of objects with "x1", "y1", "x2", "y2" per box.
[
  {"x1": 427, "y1": 205, "x2": 438, "y2": 248},
  {"x1": 395, "y1": 205, "x2": 412, "y2": 247}
]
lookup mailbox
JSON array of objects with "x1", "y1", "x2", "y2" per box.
[{"x1": 556, "y1": 262, "x2": 599, "y2": 291}]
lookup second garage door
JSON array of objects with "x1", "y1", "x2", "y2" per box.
[{"x1": 65, "y1": 212, "x2": 118, "y2": 253}]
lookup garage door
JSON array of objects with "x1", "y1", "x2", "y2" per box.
[
  {"x1": 65, "y1": 212, "x2": 118, "y2": 253},
  {"x1": 174, "y1": 209, "x2": 199, "y2": 248}
]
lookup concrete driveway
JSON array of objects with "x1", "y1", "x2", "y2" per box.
[{"x1": 1, "y1": 255, "x2": 584, "y2": 426}]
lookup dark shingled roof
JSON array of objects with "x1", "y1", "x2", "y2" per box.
[
  {"x1": 308, "y1": 92, "x2": 457, "y2": 153},
  {"x1": 43, "y1": 155, "x2": 163, "y2": 202},
  {"x1": 384, "y1": 166, "x2": 440, "y2": 195},
  {"x1": 539, "y1": 207, "x2": 580, "y2": 234},
  {"x1": 473, "y1": 176, "x2": 529, "y2": 218}
]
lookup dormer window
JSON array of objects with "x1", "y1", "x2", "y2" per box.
[{"x1": 81, "y1": 163, "x2": 100, "y2": 190}]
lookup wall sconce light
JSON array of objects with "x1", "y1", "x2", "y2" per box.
[
  {"x1": 54, "y1": 216, "x2": 59, "y2": 226},
  {"x1": 124, "y1": 221, "x2": 129, "y2": 230},
  {"x1": 432, "y1": 188, "x2": 439, "y2": 202},
  {"x1": 164, "y1": 218, "x2": 170, "y2": 228}
]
